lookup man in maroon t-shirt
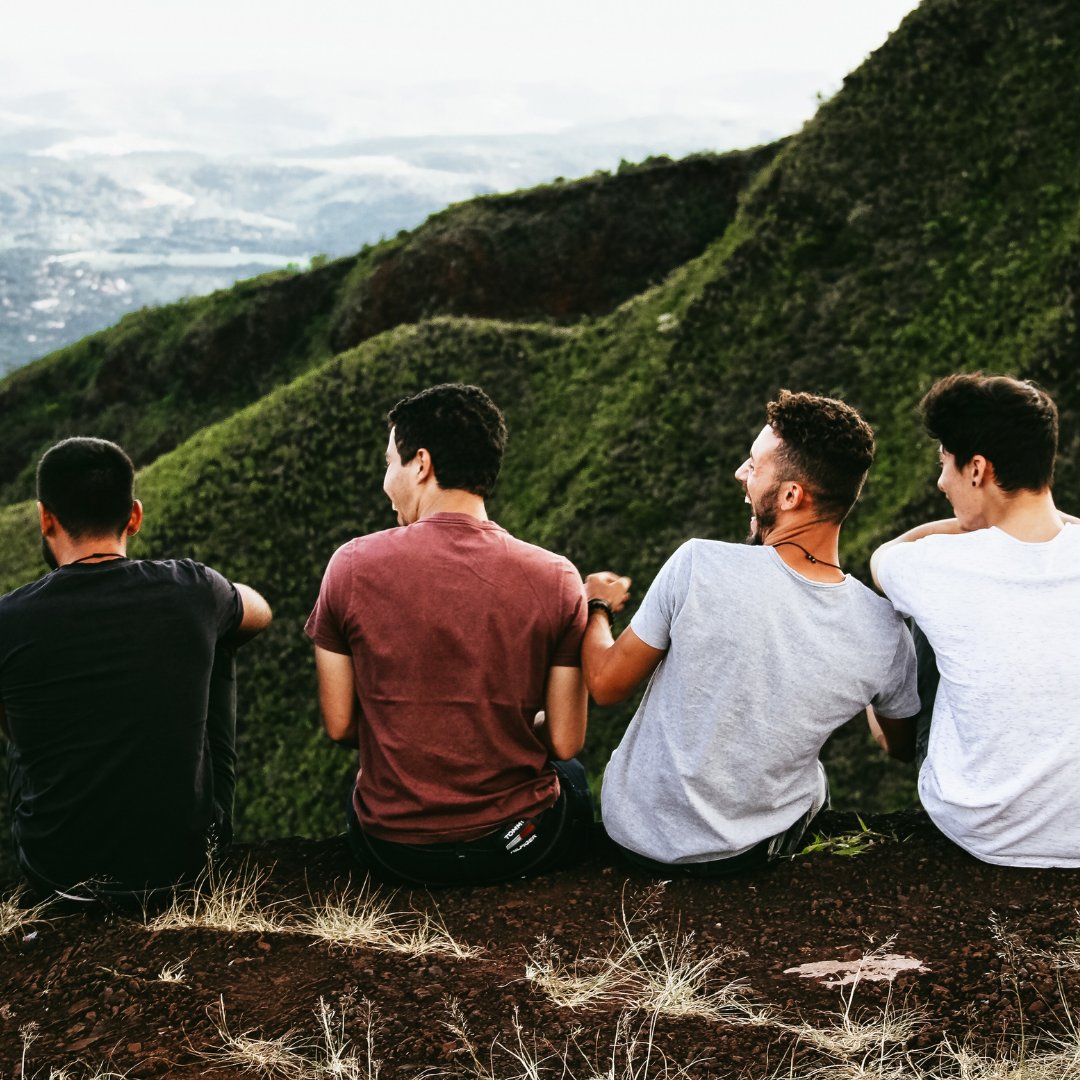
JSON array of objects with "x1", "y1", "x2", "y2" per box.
[{"x1": 306, "y1": 383, "x2": 592, "y2": 886}]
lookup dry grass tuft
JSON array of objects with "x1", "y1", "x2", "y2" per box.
[
  {"x1": 298, "y1": 882, "x2": 481, "y2": 959},
  {"x1": 440, "y1": 1001, "x2": 704, "y2": 1080},
  {"x1": 781, "y1": 943, "x2": 926, "y2": 1058},
  {"x1": 0, "y1": 886, "x2": 54, "y2": 936},
  {"x1": 147, "y1": 860, "x2": 290, "y2": 934},
  {"x1": 202, "y1": 995, "x2": 382, "y2": 1080},
  {"x1": 927, "y1": 1028, "x2": 1080, "y2": 1080},
  {"x1": 157, "y1": 957, "x2": 189, "y2": 984},
  {"x1": 525, "y1": 885, "x2": 768, "y2": 1024},
  {"x1": 17, "y1": 1020, "x2": 133, "y2": 1080}
]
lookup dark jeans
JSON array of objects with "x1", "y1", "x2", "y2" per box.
[
  {"x1": 613, "y1": 765, "x2": 829, "y2": 880},
  {"x1": 344, "y1": 758, "x2": 595, "y2": 887},
  {"x1": 911, "y1": 620, "x2": 939, "y2": 771},
  {"x1": 14, "y1": 646, "x2": 238, "y2": 909}
]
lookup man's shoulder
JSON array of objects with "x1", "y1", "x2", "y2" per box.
[{"x1": 496, "y1": 529, "x2": 577, "y2": 573}]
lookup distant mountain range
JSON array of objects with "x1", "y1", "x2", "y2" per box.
[{"x1": 0, "y1": 109, "x2": 774, "y2": 373}]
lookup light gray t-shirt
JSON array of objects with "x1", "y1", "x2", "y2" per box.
[
  {"x1": 601, "y1": 541, "x2": 919, "y2": 864},
  {"x1": 876, "y1": 524, "x2": 1080, "y2": 868}
]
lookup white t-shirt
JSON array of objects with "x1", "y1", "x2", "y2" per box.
[
  {"x1": 876, "y1": 524, "x2": 1080, "y2": 867},
  {"x1": 601, "y1": 541, "x2": 919, "y2": 864}
]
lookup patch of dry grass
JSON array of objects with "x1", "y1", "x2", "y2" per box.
[
  {"x1": 440, "y1": 1001, "x2": 705, "y2": 1080},
  {"x1": 16, "y1": 1021, "x2": 132, "y2": 1080},
  {"x1": 0, "y1": 886, "x2": 53, "y2": 936},
  {"x1": 202, "y1": 995, "x2": 382, "y2": 1080},
  {"x1": 525, "y1": 885, "x2": 768, "y2": 1024},
  {"x1": 298, "y1": 882, "x2": 480, "y2": 960},
  {"x1": 147, "y1": 860, "x2": 290, "y2": 934}
]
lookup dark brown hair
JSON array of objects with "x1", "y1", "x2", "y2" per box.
[
  {"x1": 920, "y1": 373, "x2": 1058, "y2": 492},
  {"x1": 765, "y1": 389, "x2": 876, "y2": 523}
]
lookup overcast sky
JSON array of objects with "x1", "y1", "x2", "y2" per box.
[{"x1": 2, "y1": 1, "x2": 921, "y2": 146}]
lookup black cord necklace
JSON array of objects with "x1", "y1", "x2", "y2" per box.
[
  {"x1": 68, "y1": 552, "x2": 126, "y2": 565},
  {"x1": 771, "y1": 541, "x2": 844, "y2": 573}
]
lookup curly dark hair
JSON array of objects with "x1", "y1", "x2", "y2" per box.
[
  {"x1": 388, "y1": 383, "x2": 508, "y2": 497},
  {"x1": 36, "y1": 436, "x2": 135, "y2": 539},
  {"x1": 765, "y1": 389, "x2": 876, "y2": 524},
  {"x1": 920, "y1": 373, "x2": 1058, "y2": 492}
]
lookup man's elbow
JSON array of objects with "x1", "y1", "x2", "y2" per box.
[
  {"x1": 547, "y1": 730, "x2": 586, "y2": 761},
  {"x1": 322, "y1": 713, "x2": 358, "y2": 747},
  {"x1": 235, "y1": 583, "x2": 273, "y2": 639},
  {"x1": 586, "y1": 674, "x2": 629, "y2": 708}
]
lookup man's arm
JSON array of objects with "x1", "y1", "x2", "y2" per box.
[
  {"x1": 233, "y1": 582, "x2": 273, "y2": 642},
  {"x1": 866, "y1": 705, "x2": 918, "y2": 763},
  {"x1": 869, "y1": 518, "x2": 965, "y2": 592},
  {"x1": 534, "y1": 665, "x2": 588, "y2": 760},
  {"x1": 313, "y1": 645, "x2": 359, "y2": 746},
  {"x1": 582, "y1": 572, "x2": 665, "y2": 706}
]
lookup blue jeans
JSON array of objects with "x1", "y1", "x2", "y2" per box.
[{"x1": 344, "y1": 758, "x2": 595, "y2": 887}]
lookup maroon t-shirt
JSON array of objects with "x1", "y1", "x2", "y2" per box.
[{"x1": 305, "y1": 512, "x2": 587, "y2": 843}]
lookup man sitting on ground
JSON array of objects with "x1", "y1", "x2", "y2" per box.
[
  {"x1": 305, "y1": 382, "x2": 592, "y2": 887},
  {"x1": 0, "y1": 437, "x2": 272, "y2": 901},
  {"x1": 871, "y1": 373, "x2": 1080, "y2": 867},
  {"x1": 585, "y1": 390, "x2": 919, "y2": 877}
]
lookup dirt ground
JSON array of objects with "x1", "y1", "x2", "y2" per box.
[{"x1": 2, "y1": 809, "x2": 1079, "y2": 1079}]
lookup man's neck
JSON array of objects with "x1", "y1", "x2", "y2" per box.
[
  {"x1": 55, "y1": 537, "x2": 128, "y2": 567},
  {"x1": 762, "y1": 519, "x2": 844, "y2": 582},
  {"x1": 984, "y1": 487, "x2": 1062, "y2": 543},
  {"x1": 416, "y1": 489, "x2": 489, "y2": 523}
]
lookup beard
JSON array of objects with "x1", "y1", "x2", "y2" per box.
[
  {"x1": 745, "y1": 482, "x2": 781, "y2": 545},
  {"x1": 41, "y1": 535, "x2": 59, "y2": 570}
]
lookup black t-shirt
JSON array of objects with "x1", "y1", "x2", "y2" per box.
[{"x1": 0, "y1": 558, "x2": 241, "y2": 890}]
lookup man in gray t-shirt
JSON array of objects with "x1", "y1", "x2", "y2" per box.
[{"x1": 585, "y1": 391, "x2": 919, "y2": 875}]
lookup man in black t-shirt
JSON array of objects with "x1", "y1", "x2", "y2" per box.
[{"x1": 0, "y1": 437, "x2": 272, "y2": 900}]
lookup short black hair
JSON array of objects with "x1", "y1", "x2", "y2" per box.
[
  {"x1": 36, "y1": 437, "x2": 135, "y2": 539},
  {"x1": 765, "y1": 389, "x2": 876, "y2": 524},
  {"x1": 920, "y1": 373, "x2": 1058, "y2": 493},
  {"x1": 387, "y1": 383, "x2": 507, "y2": 497}
]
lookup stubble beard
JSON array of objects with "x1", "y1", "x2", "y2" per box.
[{"x1": 745, "y1": 483, "x2": 780, "y2": 546}]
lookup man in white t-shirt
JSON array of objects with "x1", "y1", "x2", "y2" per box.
[
  {"x1": 871, "y1": 373, "x2": 1080, "y2": 868},
  {"x1": 585, "y1": 390, "x2": 919, "y2": 877}
]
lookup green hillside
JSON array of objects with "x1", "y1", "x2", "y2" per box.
[
  {"x1": 2, "y1": 0, "x2": 1079, "y2": 872},
  {"x1": 0, "y1": 147, "x2": 776, "y2": 506}
]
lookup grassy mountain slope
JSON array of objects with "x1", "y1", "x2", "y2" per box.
[
  {"x1": 0, "y1": 148, "x2": 776, "y2": 505},
  {"x1": 1, "y1": 0, "x2": 1078, "y2": 863}
]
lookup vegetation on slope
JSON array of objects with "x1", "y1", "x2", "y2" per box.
[
  {"x1": 1, "y1": 0, "x2": 1079, "y2": 872},
  {"x1": 0, "y1": 148, "x2": 776, "y2": 505}
]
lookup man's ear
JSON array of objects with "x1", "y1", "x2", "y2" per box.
[
  {"x1": 125, "y1": 499, "x2": 143, "y2": 537},
  {"x1": 37, "y1": 501, "x2": 57, "y2": 535},
  {"x1": 780, "y1": 481, "x2": 806, "y2": 511},
  {"x1": 968, "y1": 454, "x2": 992, "y2": 488},
  {"x1": 413, "y1": 448, "x2": 434, "y2": 484}
]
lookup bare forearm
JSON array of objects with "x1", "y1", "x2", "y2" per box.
[
  {"x1": 582, "y1": 614, "x2": 623, "y2": 705},
  {"x1": 871, "y1": 519, "x2": 964, "y2": 590}
]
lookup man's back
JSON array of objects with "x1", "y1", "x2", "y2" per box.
[
  {"x1": 876, "y1": 524, "x2": 1080, "y2": 866},
  {"x1": 1, "y1": 557, "x2": 241, "y2": 890},
  {"x1": 306, "y1": 511, "x2": 585, "y2": 843},
  {"x1": 602, "y1": 540, "x2": 917, "y2": 863}
]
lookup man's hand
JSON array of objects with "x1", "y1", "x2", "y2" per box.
[
  {"x1": 866, "y1": 705, "x2": 918, "y2": 763},
  {"x1": 585, "y1": 571, "x2": 632, "y2": 612}
]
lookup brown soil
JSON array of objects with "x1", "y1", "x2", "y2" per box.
[{"x1": 2, "y1": 810, "x2": 1079, "y2": 1079}]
